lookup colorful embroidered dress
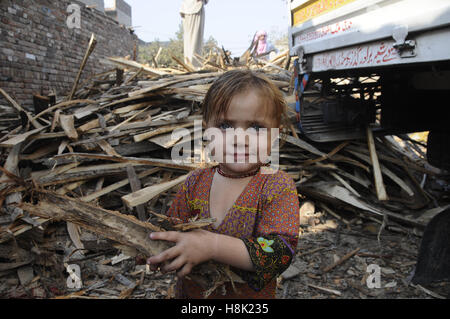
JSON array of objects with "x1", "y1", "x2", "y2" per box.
[{"x1": 166, "y1": 166, "x2": 300, "y2": 299}]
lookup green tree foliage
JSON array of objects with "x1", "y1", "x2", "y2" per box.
[
  {"x1": 138, "y1": 23, "x2": 219, "y2": 68},
  {"x1": 268, "y1": 27, "x2": 288, "y2": 49}
]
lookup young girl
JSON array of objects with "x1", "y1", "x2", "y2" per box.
[{"x1": 147, "y1": 70, "x2": 300, "y2": 299}]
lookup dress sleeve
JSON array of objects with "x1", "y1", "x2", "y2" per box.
[
  {"x1": 166, "y1": 172, "x2": 196, "y2": 222},
  {"x1": 235, "y1": 172, "x2": 300, "y2": 291}
]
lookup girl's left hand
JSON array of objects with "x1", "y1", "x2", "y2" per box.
[{"x1": 147, "y1": 229, "x2": 217, "y2": 278}]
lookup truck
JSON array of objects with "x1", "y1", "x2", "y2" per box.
[{"x1": 287, "y1": 0, "x2": 450, "y2": 171}]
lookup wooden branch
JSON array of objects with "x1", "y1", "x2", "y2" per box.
[
  {"x1": 0, "y1": 88, "x2": 43, "y2": 129},
  {"x1": 77, "y1": 114, "x2": 113, "y2": 133},
  {"x1": 307, "y1": 283, "x2": 342, "y2": 296},
  {"x1": 133, "y1": 122, "x2": 194, "y2": 142},
  {"x1": 107, "y1": 57, "x2": 168, "y2": 76},
  {"x1": 367, "y1": 127, "x2": 388, "y2": 201},
  {"x1": 59, "y1": 114, "x2": 79, "y2": 140},
  {"x1": 0, "y1": 126, "x2": 47, "y2": 148},
  {"x1": 97, "y1": 140, "x2": 121, "y2": 157},
  {"x1": 302, "y1": 141, "x2": 349, "y2": 166},
  {"x1": 124, "y1": 67, "x2": 144, "y2": 86},
  {"x1": 21, "y1": 190, "x2": 168, "y2": 257},
  {"x1": 322, "y1": 247, "x2": 361, "y2": 273},
  {"x1": 80, "y1": 168, "x2": 159, "y2": 202},
  {"x1": 347, "y1": 149, "x2": 414, "y2": 197},
  {"x1": 330, "y1": 171, "x2": 361, "y2": 197},
  {"x1": 122, "y1": 174, "x2": 189, "y2": 208},
  {"x1": 281, "y1": 133, "x2": 326, "y2": 157},
  {"x1": 129, "y1": 72, "x2": 219, "y2": 97},
  {"x1": 50, "y1": 153, "x2": 201, "y2": 171},
  {"x1": 113, "y1": 102, "x2": 152, "y2": 115},
  {"x1": 69, "y1": 34, "x2": 97, "y2": 100},
  {"x1": 108, "y1": 105, "x2": 151, "y2": 132},
  {"x1": 126, "y1": 165, "x2": 147, "y2": 221},
  {"x1": 20, "y1": 190, "x2": 243, "y2": 294},
  {"x1": 171, "y1": 54, "x2": 195, "y2": 73},
  {"x1": 32, "y1": 99, "x2": 96, "y2": 124}
]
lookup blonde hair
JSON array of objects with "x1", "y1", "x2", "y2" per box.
[{"x1": 202, "y1": 70, "x2": 288, "y2": 129}]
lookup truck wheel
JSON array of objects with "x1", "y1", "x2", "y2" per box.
[{"x1": 427, "y1": 130, "x2": 450, "y2": 171}]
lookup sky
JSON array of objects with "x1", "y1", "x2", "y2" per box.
[{"x1": 105, "y1": 0, "x2": 290, "y2": 57}]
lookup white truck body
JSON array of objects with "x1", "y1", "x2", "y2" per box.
[{"x1": 288, "y1": 0, "x2": 450, "y2": 73}]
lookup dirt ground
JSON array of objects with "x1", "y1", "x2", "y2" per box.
[{"x1": 277, "y1": 213, "x2": 449, "y2": 299}]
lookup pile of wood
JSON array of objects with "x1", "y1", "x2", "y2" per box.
[
  {"x1": 0, "y1": 38, "x2": 448, "y2": 298},
  {"x1": 0, "y1": 42, "x2": 295, "y2": 297},
  {"x1": 284, "y1": 133, "x2": 449, "y2": 235}
]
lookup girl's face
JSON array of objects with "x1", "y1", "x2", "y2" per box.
[{"x1": 206, "y1": 89, "x2": 278, "y2": 175}]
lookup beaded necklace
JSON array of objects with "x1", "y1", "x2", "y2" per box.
[{"x1": 216, "y1": 164, "x2": 262, "y2": 179}]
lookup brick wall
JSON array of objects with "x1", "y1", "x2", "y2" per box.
[{"x1": 0, "y1": 0, "x2": 138, "y2": 111}]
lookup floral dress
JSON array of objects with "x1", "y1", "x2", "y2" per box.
[{"x1": 166, "y1": 166, "x2": 300, "y2": 299}]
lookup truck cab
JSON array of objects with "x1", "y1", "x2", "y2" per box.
[{"x1": 288, "y1": 0, "x2": 450, "y2": 170}]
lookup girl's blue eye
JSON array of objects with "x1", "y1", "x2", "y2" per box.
[
  {"x1": 250, "y1": 124, "x2": 263, "y2": 131},
  {"x1": 218, "y1": 122, "x2": 232, "y2": 130}
]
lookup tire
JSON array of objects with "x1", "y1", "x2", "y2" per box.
[{"x1": 427, "y1": 130, "x2": 450, "y2": 171}]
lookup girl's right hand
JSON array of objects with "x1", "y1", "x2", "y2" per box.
[{"x1": 147, "y1": 230, "x2": 217, "y2": 278}]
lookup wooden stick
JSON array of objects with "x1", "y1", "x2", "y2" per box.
[
  {"x1": 0, "y1": 126, "x2": 47, "y2": 148},
  {"x1": 130, "y1": 72, "x2": 220, "y2": 97},
  {"x1": 31, "y1": 99, "x2": 96, "y2": 124},
  {"x1": 347, "y1": 149, "x2": 414, "y2": 196},
  {"x1": 21, "y1": 190, "x2": 243, "y2": 292},
  {"x1": 0, "y1": 88, "x2": 42, "y2": 129},
  {"x1": 78, "y1": 114, "x2": 113, "y2": 133},
  {"x1": 330, "y1": 171, "x2": 361, "y2": 197},
  {"x1": 97, "y1": 140, "x2": 121, "y2": 157},
  {"x1": 113, "y1": 102, "x2": 151, "y2": 115},
  {"x1": 126, "y1": 165, "x2": 147, "y2": 221},
  {"x1": 302, "y1": 141, "x2": 349, "y2": 166},
  {"x1": 124, "y1": 67, "x2": 144, "y2": 86},
  {"x1": 69, "y1": 33, "x2": 97, "y2": 101},
  {"x1": 298, "y1": 246, "x2": 327, "y2": 257},
  {"x1": 50, "y1": 153, "x2": 201, "y2": 171},
  {"x1": 19, "y1": 142, "x2": 59, "y2": 161},
  {"x1": 21, "y1": 190, "x2": 169, "y2": 257},
  {"x1": 307, "y1": 283, "x2": 342, "y2": 296},
  {"x1": 322, "y1": 247, "x2": 360, "y2": 273},
  {"x1": 320, "y1": 203, "x2": 351, "y2": 226},
  {"x1": 269, "y1": 49, "x2": 289, "y2": 64},
  {"x1": 109, "y1": 106, "x2": 151, "y2": 132},
  {"x1": 171, "y1": 54, "x2": 195, "y2": 73},
  {"x1": 59, "y1": 114, "x2": 79, "y2": 140},
  {"x1": 122, "y1": 174, "x2": 189, "y2": 208},
  {"x1": 155, "y1": 47, "x2": 163, "y2": 63},
  {"x1": 281, "y1": 133, "x2": 326, "y2": 157},
  {"x1": 289, "y1": 123, "x2": 299, "y2": 139},
  {"x1": 107, "y1": 56, "x2": 167, "y2": 76},
  {"x1": 0, "y1": 125, "x2": 22, "y2": 144},
  {"x1": 367, "y1": 127, "x2": 388, "y2": 201},
  {"x1": 55, "y1": 180, "x2": 87, "y2": 195},
  {"x1": 133, "y1": 122, "x2": 194, "y2": 143},
  {"x1": 80, "y1": 168, "x2": 159, "y2": 202},
  {"x1": 0, "y1": 144, "x2": 21, "y2": 187}
]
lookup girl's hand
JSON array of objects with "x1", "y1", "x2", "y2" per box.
[{"x1": 147, "y1": 229, "x2": 217, "y2": 278}]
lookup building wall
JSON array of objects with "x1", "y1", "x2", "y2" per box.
[
  {"x1": 115, "y1": 0, "x2": 131, "y2": 17},
  {"x1": 0, "y1": 0, "x2": 137, "y2": 111},
  {"x1": 105, "y1": 0, "x2": 132, "y2": 27},
  {"x1": 78, "y1": 0, "x2": 105, "y2": 12},
  {"x1": 115, "y1": 8, "x2": 132, "y2": 27}
]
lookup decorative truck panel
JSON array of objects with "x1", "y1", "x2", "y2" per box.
[{"x1": 288, "y1": 0, "x2": 450, "y2": 73}]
